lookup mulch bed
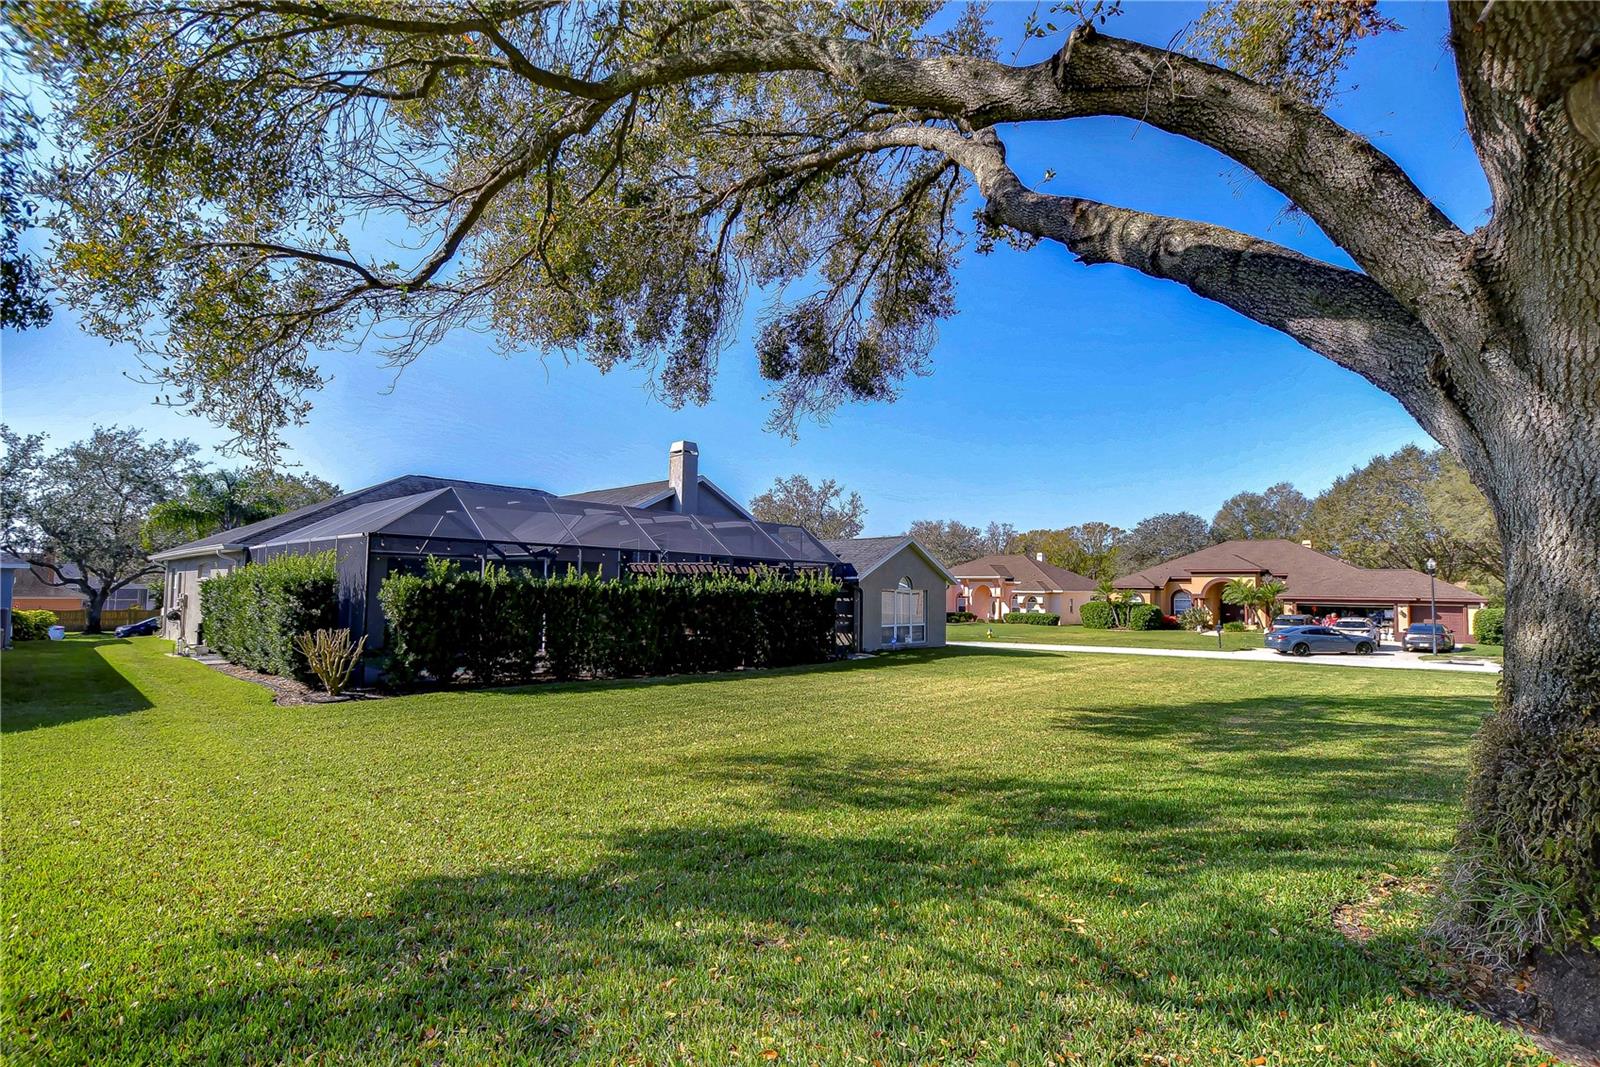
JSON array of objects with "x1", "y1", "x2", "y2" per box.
[
  {"x1": 188, "y1": 652, "x2": 382, "y2": 707},
  {"x1": 1332, "y1": 873, "x2": 1599, "y2": 1065}
]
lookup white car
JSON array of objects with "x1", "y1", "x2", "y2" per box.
[{"x1": 1333, "y1": 617, "x2": 1380, "y2": 642}]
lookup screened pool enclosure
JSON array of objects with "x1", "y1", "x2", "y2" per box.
[{"x1": 246, "y1": 485, "x2": 846, "y2": 648}]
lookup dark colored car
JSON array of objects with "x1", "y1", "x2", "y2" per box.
[
  {"x1": 1270, "y1": 614, "x2": 1314, "y2": 631},
  {"x1": 114, "y1": 616, "x2": 161, "y2": 638},
  {"x1": 1402, "y1": 623, "x2": 1456, "y2": 653},
  {"x1": 1266, "y1": 625, "x2": 1376, "y2": 657}
]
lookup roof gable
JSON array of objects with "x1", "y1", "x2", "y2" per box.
[
  {"x1": 821, "y1": 536, "x2": 956, "y2": 585},
  {"x1": 562, "y1": 476, "x2": 752, "y2": 519}
]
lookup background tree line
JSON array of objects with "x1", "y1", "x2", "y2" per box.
[
  {"x1": 899, "y1": 445, "x2": 1502, "y2": 595},
  {"x1": 1, "y1": 424, "x2": 338, "y2": 632}
]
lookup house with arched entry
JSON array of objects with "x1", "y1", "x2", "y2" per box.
[
  {"x1": 1113, "y1": 539, "x2": 1487, "y2": 635},
  {"x1": 946, "y1": 553, "x2": 1099, "y2": 623}
]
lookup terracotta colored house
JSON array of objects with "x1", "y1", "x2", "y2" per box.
[
  {"x1": 947, "y1": 553, "x2": 1099, "y2": 623},
  {"x1": 1113, "y1": 539, "x2": 1487, "y2": 635}
]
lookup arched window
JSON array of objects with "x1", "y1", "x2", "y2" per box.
[
  {"x1": 880, "y1": 577, "x2": 926, "y2": 645},
  {"x1": 1171, "y1": 591, "x2": 1193, "y2": 615}
]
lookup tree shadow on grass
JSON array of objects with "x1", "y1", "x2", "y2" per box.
[
  {"x1": 26, "y1": 749, "x2": 1502, "y2": 1063},
  {"x1": 1, "y1": 637, "x2": 153, "y2": 732},
  {"x1": 32, "y1": 820, "x2": 1095, "y2": 1063}
]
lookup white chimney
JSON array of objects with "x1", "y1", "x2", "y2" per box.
[
  {"x1": 1035, "y1": 552, "x2": 1045, "y2": 562},
  {"x1": 1301, "y1": 539, "x2": 1313, "y2": 548},
  {"x1": 669, "y1": 440, "x2": 699, "y2": 514}
]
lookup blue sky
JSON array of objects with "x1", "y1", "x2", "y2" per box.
[{"x1": 0, "y1": 2, "x2": 1486, "y2": 535}]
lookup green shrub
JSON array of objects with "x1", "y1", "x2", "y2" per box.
[
  {"x1": 11, "y1": 609, "x2": 57, "y2": 641},
  {"x1": 1178, "y1": 605, "x2": 1214, "y2": 630},
  {"x1": 377, "y1": 560, "x2": 841, "y2": 686},
  {"x1": 200, "y1": 551, "x2": 338, "y2": 680},
  {"x1": 1127, "y1": 604, "x2": 1164, "y2": 631},
  {"x1": 1004, "y1": 612, "x2": 1059, "y2": 625},
  {"x1": 1474, "y1": 606, "x2": 1505, "y2": 645},
  {"x1": 1223, "y1": 621, "x2": 1247, "y2": 632},
  {"x1": 1080, "y1": 601, "x2": 1115, "y2": 629},
  {"x1": 946, "y1": 611, "x2": 976, "y2": 623}
]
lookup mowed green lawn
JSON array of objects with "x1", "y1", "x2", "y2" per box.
[
  {"x1": 2, "y1": 637, "x2": 1534, "y2": 1065},
  {"x1": 950, "y1": 621, "x2": 1268, "y2": 652}
]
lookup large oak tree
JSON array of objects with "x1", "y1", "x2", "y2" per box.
[{"x1": 8, "y1": 0, "x2": 1598, "y2": 985}]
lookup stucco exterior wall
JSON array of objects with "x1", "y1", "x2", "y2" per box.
[
  {"x1": 857, "y1": 546, "x2": 948, "y2": 652},
  {"x1": 161, "y1": 551, "x2": 245, "y2": 646}
]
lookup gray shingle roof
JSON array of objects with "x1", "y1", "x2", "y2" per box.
[
  {"x1": 562, "y1": 480, "x2": 671, "y2": 507},
  {"x1": 820, "y1": 536, "x2": 909, "y2": 574},
  {"x1": 821, "y1": 536, "x2": 955, "y2": 584}
]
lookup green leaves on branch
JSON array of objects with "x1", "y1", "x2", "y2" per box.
[{"x1": 13, "y1": 1, "x2": 980, "y2": 458}]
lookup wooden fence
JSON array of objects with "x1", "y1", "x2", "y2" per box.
[{"x1": 39, "y1": 608, "x2": 154, "y2": 632}]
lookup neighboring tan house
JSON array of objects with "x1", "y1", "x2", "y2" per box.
[
  {"x1": 1, "y1": 551, "x2": 30, "y2": 647},
  {"x1": 1113, "y1": 539, "x2": 1487, "y2": 635},
  {"x1": 823, "y1": 536, "x2": 954, "y2": 652},
  {"x1": 947, "y1": 553, "x2": 1099, "y2": 623},
  {"x1": 150, "y1": 441, "x2": 852, "y2": 651}
]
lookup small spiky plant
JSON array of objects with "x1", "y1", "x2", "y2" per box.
[{"x1": 292, "y1": 628, "x2": 366, "y2": 697}]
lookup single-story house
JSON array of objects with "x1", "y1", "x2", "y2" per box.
[
  {"x1": 1, "y1": 550, "x2": 30, "y2": 647},
  {"x1": 1113, "y1": 538, "x2": 1487, "y2": 635},
  {"x1": 946, "y1": 553, "x2": 1099, "y2": 623},
  {"x1": 151, "y1": 441, "x2": 884, "y2": 652},
  {"x1": 822, "y1": 536, "x2": 954, "y2": 652}
]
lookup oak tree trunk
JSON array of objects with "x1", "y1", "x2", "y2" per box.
[
  {"x1": 83, "y1": 588, "x2": 107, "y2": 635},
  {"x1": 1436, "y1": 318, "x2": 1600, "y2": 980}
]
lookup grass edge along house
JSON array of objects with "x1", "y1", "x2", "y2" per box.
[{"x1": 151, "y1": 442, "x2": 950, "y2": 660}]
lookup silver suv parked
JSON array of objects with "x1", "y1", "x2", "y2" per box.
[{"x1": 1333, "y1": 617, "x2": 1379, "y2": 642}]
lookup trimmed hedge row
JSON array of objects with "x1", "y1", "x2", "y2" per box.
[
  {"x1": 1004, "y1": 612, "x2": 1059, "y2": 626},
  {"x1": 1474, "y1": 606, "x2": 1505, "y2": 645},
  {"x1": 378, "y1": 559, "x2": 843, "y2": 685},
  {"x1": 946, "y1": 611, "x2": 977, "y2": 623},
  {"x1": 1080, "y1": 601, "x2": 1115, "y2": 629},
  {"x1": 11, "y1": 609, "x2": 57, "y2": 640},
  {"x1": 199, "y1": 551, "x2": 338, "y2": 680}
]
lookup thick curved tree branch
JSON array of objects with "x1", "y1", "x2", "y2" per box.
[
  {"x1": 730, "y1": 8, "x2": 1474, "y2": 325},
  {"x1": 862, "y1": 126, "x2": 1454, "y2": 439},
  {"x1": 184, "y1": 3, "x2": 1472, "y2": 324}
]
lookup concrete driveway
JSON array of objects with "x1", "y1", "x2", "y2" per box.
[{"x1": 947, "y1": 640, "x2": 1502, "y2": 674}]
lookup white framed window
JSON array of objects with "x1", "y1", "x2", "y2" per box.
[
  {"x1": 880, "y1": 577, "x2": 926, "y2": 645},
  {"x1": 1171, "y1": 591, "x2": 1193, "y2": 614}
]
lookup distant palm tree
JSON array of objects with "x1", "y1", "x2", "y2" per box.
[
  {"x1": 144, "y1": 470, "x2": 277, "y2": 543},
  {"x1": 1093, "y1": 576, "x2": 1129, "y2": 627}
]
